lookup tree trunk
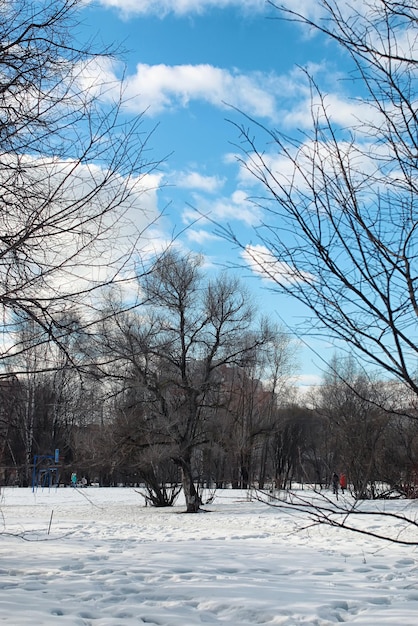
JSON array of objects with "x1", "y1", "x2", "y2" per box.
[
  {"x1": 178, "y1": 456, "x2": 200, "y2": 513},
  {"x1": 240, "y1": 460, "x2": 249, "y2": 489}
]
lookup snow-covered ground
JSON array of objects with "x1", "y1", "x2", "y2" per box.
[{"x1": 0, "y1": 486, "x2": 417, "y2": 625}]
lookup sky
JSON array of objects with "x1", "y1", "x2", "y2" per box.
[
  {"x1": 75, "y1": 0, "x2": 356, "y2": 391},
  {"x1": 1, "y1": 485, "x2": 418, "y2": 625}
]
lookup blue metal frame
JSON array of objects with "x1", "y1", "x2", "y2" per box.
[{"x1": 32, "y1": 450, "x2": 59, "y2": 491}]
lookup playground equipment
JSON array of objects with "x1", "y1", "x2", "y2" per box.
[{"x1": 32, "y1": 449, "x2": 60, "y2": 491}]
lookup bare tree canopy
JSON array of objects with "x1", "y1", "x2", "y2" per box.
[
  {"x1": 95, "y1": 250, "x2": 296, "y2": 511},
  {"x1": 0, "y1": 0, "x2": 160, "y2": 373},
  {"x1": 222, "y1": 0, "x2": 418, "y2": 396}
]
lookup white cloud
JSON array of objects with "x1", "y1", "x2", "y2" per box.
[
  {"x1": 187, "y1": 229, "x2": 220, "y2": 244},
  {"x1": 182, "y1": 189, "x2": 261, "y2": 227},
  {"x1": 0, "y1": 152, "x2": 163, "y2": 303},
  {"x1": 175, "y1": 171, "x2": 225, "y2": 193},
  {"x1": 74, "y1": 56, "x2": 123, "y2": 102},
  {"x1": 235, "y1": 130, "x2": 382, "y2": 204},
  {"x1": 76, "y1": 56, "x2": 373, "y2": 129},
  {"x1": 76, "y1": 59, "x2": 280, "y2": 120},
  {"x1": 272, "y1": 0, "x2": 325, "y2": 23},
  {"x1": 242, "y1": 244, "x2": 314, "y2": 285},
  {"x1": 283, "y1": 90, "x2": 376, "y2": 131},
  {"x1": 93, "y1": 0, "x2": 394, "y2": 23},
  {"x1": 295, "y1": 373, "x2": 322, "y2": 388},
  {"x1": 236, "y1": 149, "x2": 300, "y2": 190},
  {"x1": 122, "y1": 64, "x2": 278, "y2": 119},
  {"x1": 96, "y1": 0, "x2": 267, "y2": 18},
  {"x1": 293, "y1": 373, "x2": 322, "y2": 401}
]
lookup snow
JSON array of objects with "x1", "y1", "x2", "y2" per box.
[{"x1": 0, "y1": 486, "x2": 418, "y2": 625}]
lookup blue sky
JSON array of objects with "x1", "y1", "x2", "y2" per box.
[{"x1": 77, "y1": 0, "x2": 354, "y2": 391}]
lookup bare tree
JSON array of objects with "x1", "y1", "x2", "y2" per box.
[
  {"x1": 223, "y1": 0, "x2": 418, "y2": 403},
  {"x1": 98, "y1": 250, "x2": 274, "y2": 512},
  {"x1": 212, "y1": 364, "x2": 273, "y2": 489},
  {"x1": 380, "y1": 412, "x2": 418, "y2": 497},
  {"x1": 0, "y1": 0, "x2": 160, "y2": 375},
  {"x1": 269, "y1": 406, "x2": 311, "y2": 490},
  {"x1": 314, "y1": 355, "x2": 392, "y2": 498},
  {"x1": 218, "y1": 0, "x2": 418, "y2": 541},
  {"x1": 213, "y1": 330, "x2": 297, "y2": 489},
  {"x1": 0, "y1": 315, "x2": 96, "y2": 485}
]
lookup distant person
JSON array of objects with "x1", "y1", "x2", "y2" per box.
[
  {"x1": 81, "y1": 476, "x2": 87, "y2": 488},
  {"x1": 339, "y1": 473, "x2": 347, "y2": 494},
  {"x1": 71, "y1": 472, "x2": 77, "y2": 487},
  {"x1": 332, "y1": 472, "x2": 339, "y2": 498}
]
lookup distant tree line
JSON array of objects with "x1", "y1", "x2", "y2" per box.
[{"x1": 1, "y1": 253, "x2": 417, "y2": 509}]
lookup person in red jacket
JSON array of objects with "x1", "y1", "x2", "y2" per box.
[{"x1": 339, "y1": 473, "x2": 347, "y2": 494}]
